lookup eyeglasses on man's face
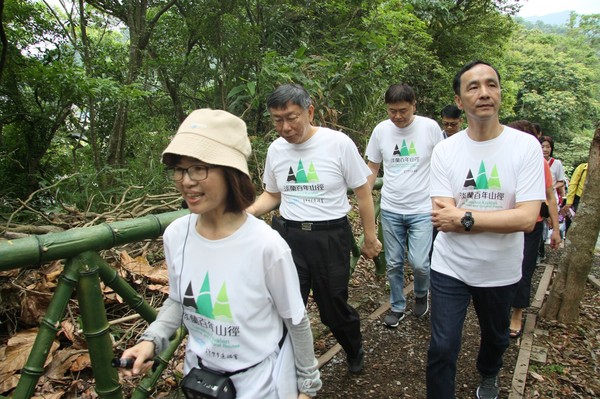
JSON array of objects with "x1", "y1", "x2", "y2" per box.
[
  {"x1": 442, "y1": 121, "x2": 460, "y2": 128},
  {"x1": 167, "y1": 165, "x2": 217, "y2": 181}
]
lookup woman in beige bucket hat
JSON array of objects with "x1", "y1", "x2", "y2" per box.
[{"x1": 118, "y1": 109, "x2": 321, "y2": 398}]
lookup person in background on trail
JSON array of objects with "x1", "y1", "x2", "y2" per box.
[
  {"x1": 119, "y1": 109, "x2": 321, "y2": 399},
  {"x1": 540, "y1": 135, "x2": 566, "y2": 202},
  {"x1": 539, "y1": 135, "x2": 566, "y2": 259},
  {"x1": 440, "y1": 104, "x2": 463, "y2": 138},
  {"x1": 246, "y1": 84, "x2": 382, "y2": 375},
  {"x1": 365, "y1": 83, "x2": 442, "y2": 327},
  {"x1": 506, "y1": 120, "x2": 561, "y2": 339},
  {"x1": 427, "y1": 60, "x2": 545, "y2": 399},
  {"x1": 561, "y1": 162, "x2": 588, "y2": 235}
]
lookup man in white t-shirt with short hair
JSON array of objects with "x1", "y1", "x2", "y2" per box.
[
  {"x1": 248, "y1": 83, "x2": 382, "y2": 375},
  {"x1": 366, "y1": 83, "x2": 443, "y2": 327},
  {"x1": 426, "y1": 61, "x2": 545, "y2": 399},
  {"x1": 440, "y1": 104, "x2": 463, "y2": 138}
]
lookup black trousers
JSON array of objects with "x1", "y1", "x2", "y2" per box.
[
  {"x1": 512, "y1": 221, "x2": 543, "y2": 308},
  {"x1": 565, "y1": 195, "x2": 581, "y2": 233},
  {"x1": 282, "y1": 219, "x2": 363, "y2": 358}
]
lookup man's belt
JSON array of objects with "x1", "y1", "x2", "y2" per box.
[{"x1": 282, "y1": 216, "x2": 348, "y2": 231}]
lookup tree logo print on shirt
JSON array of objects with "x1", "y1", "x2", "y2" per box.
[
  {"x1": 283, "y1": 159, "x2": 325, "y2": 203},
  {"x1": 459, "y1": 161, "x2": 504, "y2": 209},
  {"x1": 389, "y1": 139, "x2": 419, "y2": 171},
  {"x1": 392, "y1": 139, "x2": 417, "y2": 156},
  {"x1": 183, "y1": 273, "x2": 233, "y2": 323},
  {"x1": 463, "y1": 161, "x2": 501, "y2": 190},
  {"x1": 287, "y1": 159, "x2": 319, "y2": 183}
]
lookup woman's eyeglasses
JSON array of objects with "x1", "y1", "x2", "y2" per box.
[{"x1": 167, "y1": 165, "x2": 217, "y2": 181}]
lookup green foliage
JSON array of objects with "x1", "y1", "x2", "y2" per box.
[
  {"x1": 0, "y1": 60, "x2": 78, "y2": 197},
  {"x1": 554, "y1": 129, "x2": 594, "y2": 175},
  {"x1": 573, "y1": 13, "x2": 600, "y2": 49},
  {"x1": 406, "y1": 0, "x2": 521, "y2": 124},
  {"x1": 3, "y1": 0, "x2": 598, "y2": 221},
  {"x1": 409, "y1": 0, "x2": 517, "y2": 73},
  {"x1": 505, "y1": 22, "x2": 600, "y2": 141},
  {"x1": 503, "y1": 16, "x2": 599, "y2": 177},
  {"x1": 254, "y1": 1, "x2": 443, "y2": 149}
]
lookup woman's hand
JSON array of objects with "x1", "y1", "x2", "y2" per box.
[
  {"x1": 118, "y1": 340, "x2": 156, "y2": 376},
  {"x1": 559, "y1": 204, "x2": 571, "y2": 217},
  {"x1": 298, "y1": 393, "x2": 312, "y2": 399}
]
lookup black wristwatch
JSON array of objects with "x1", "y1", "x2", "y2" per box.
[{"x1": 461, "y1": 211, "x2": 474, "y2": 231}]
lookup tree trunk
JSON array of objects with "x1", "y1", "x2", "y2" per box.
[
  {"x1": 94, "y1": 0, "x2": 178, "y2": 167},
  {"x1": 106, "y1": 101, "x2": 130, "y2": 166},
  {"x1": 0, "y1": 0, "x2": 7, "y2": 82},
  {"x1": 541, "y1": 122, "x2": 600, "y2": 323},
  {"x1": 77, "y1": 0, "x2": 100, "y2": 172},
  {"x1": 106, "y1": 25, "x2": 140, "y2": 167}
]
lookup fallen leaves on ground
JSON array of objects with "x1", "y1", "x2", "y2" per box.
[
  {"x1": 0, "y1": 247, "x2": 169, "y2": 398},
  {"x1": 523, "y1": 280, "x2": 600, "y2": 399}
]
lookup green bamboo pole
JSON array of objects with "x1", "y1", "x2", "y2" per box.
[
  {"x1": 10, "y1": 251, "x2": 188, "y2": 399},
  {"x1": 350, "y1": 234, "x2": 361, "y2": 257},
  {"x1": 372, "y1": 178, "x2": 383, "y2": 191},
  {"x1": 350, "y1": 181, "x2": 385, "y2": 275},
  {"x1": 95, "y1": 252, "x2": 191, "y2": 397},
  {"x1": 373, "y1": 195, "x2": 386, "y2": 276},
  {"x1": 95, "y1": 253, "x2": 158, "y2": 323},
  {"x1": 11, "y1": 256, "x2": 80, "y2": 399},
  {"x1": 350, "y1": 233, "x2": 363, "y2": 275},
  {"x1": 76, "y1": 252, "x2": 123, "y2": 399},
  {"x1": 0, "y1": 210, "x2": 188, "y2": 272},
  {"x1": 95, "y1": 251, "x2": 189, "y2": 397}
]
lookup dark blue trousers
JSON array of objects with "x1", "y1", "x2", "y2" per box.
[{"x1": 426, "y1": 270, "x2": 517, "y2": 398}]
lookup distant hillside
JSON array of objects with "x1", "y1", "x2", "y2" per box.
[{"x1": 521, "y1": 10, "x2": 573, "y2": 26}]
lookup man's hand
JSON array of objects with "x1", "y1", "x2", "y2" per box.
[
  {"x1": 361, "y1": 236, "x2": 382, "y2": 259},
  {"x1": 431, "y1": 200, "x2": 463, "y2": 232},
  {"x1": 549, "y1": 227, "x2": 561, "y2": 250}
]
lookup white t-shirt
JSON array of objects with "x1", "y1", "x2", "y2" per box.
[
  {"x1": 548, "y1": 157, "x2": 566, "y2": 185},
  {"x1": 263, "y1": 127, "x2": 371, "y2": 221},
  {"x1": 163, "y1": 213, "x2": 306, "y2": 373},
  {"x1": 365, "y1": 116, "x2": 443, "y2": 214},
  {"x1": 430, "y1": 127, "x2": 546, "y2": 287}
]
